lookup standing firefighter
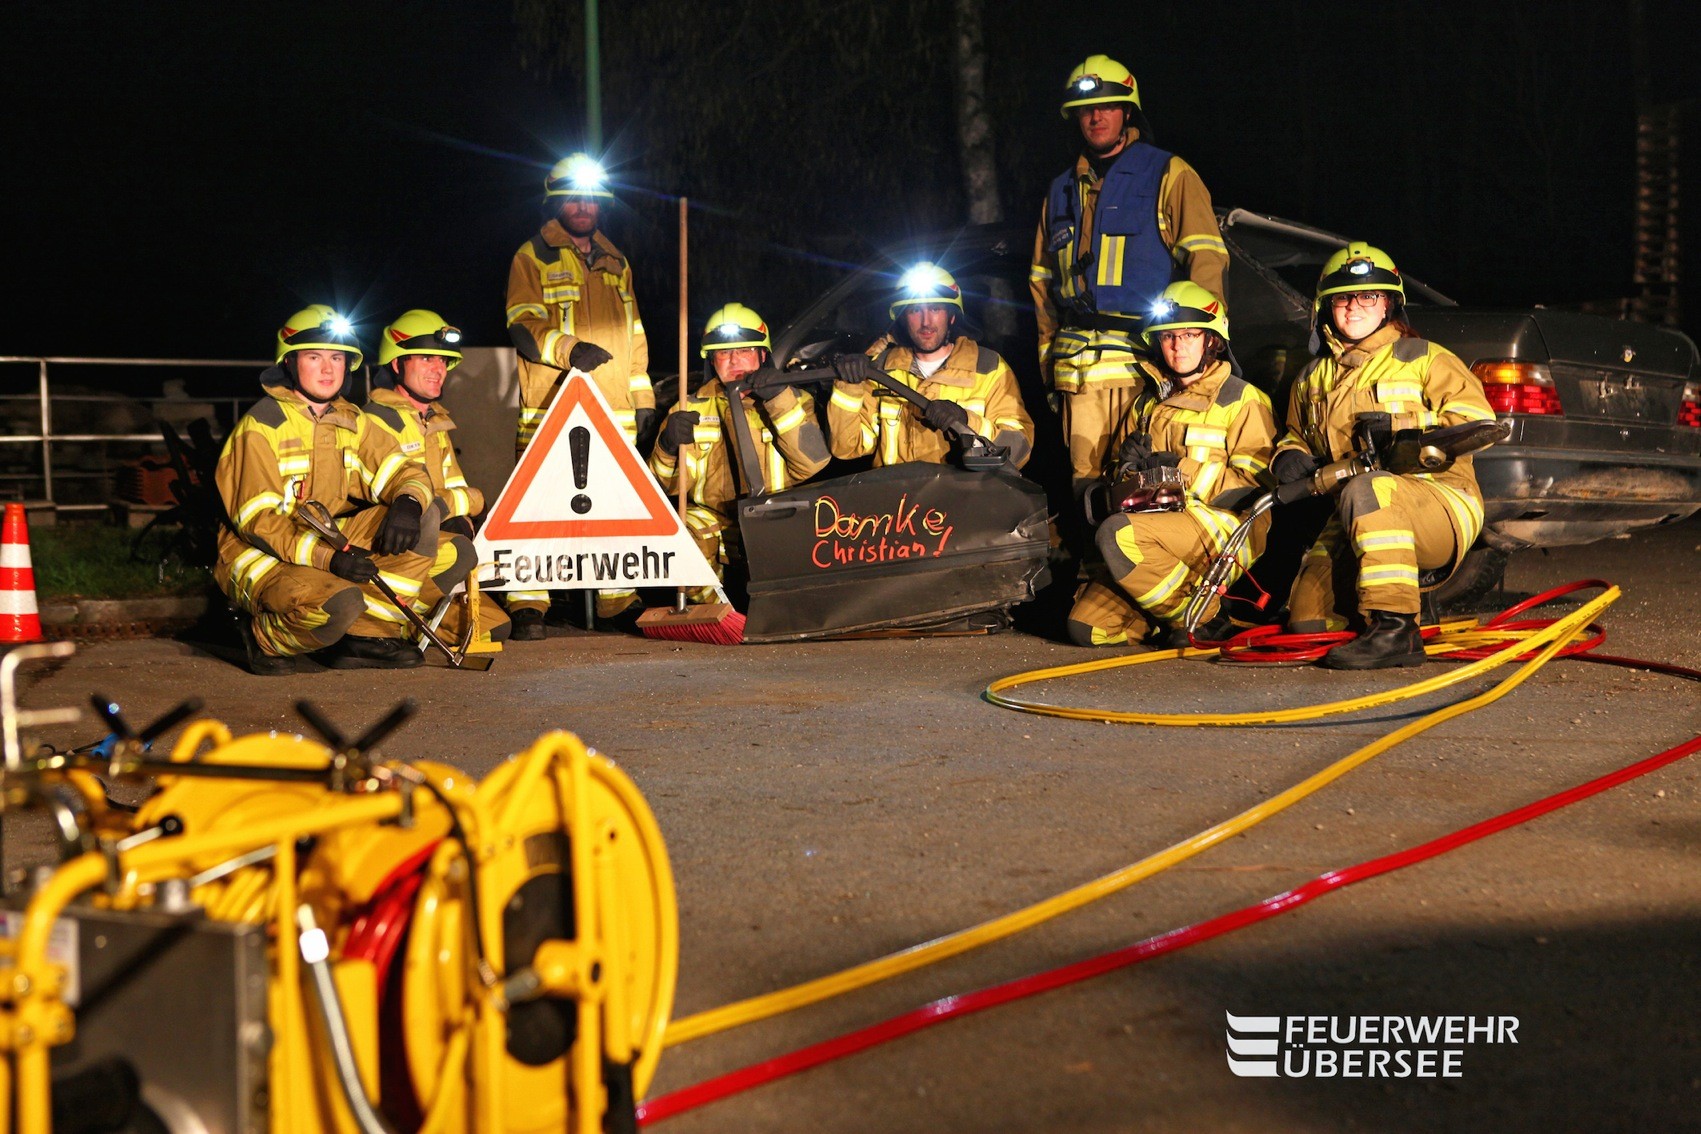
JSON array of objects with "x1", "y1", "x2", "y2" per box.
[
  {"x1": 650, "y1": 303, "x2": 829, "y2": 596},
  {"x1": 215, "y1": 306, "x2": 439, "y2": 673},
  {"x1": 1068, "y1": 282, "x2": 1277, "y2": 647},
  {"x1": 830, "y1": 262, "x2": 1034, "y2": 468},
  {"x1": 1273, "y1": 243, "x2": 1496, "y2": 669},
  {"x1": 1031, "y1": 54, "x2": 1229, "y2": 491},
  {"x1": 364, "y1": 309, "x2": 511, "y2": 647},
  {"x1": 505, "y1": 152, "x2": 653, "y2": 633}
]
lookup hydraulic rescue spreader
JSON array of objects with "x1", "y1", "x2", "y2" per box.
[{"x1": 0, "y1": 643, "x2": 677, "y2": 1134}]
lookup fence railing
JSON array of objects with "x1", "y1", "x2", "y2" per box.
[{"x1": 0, "y1": 356, "x2": 268, "y2": 512}]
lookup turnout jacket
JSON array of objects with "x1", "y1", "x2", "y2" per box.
[
  {"x1": 361, "y1": 387, "x2": 484, "y2": 520},
  {"x1": 1275, "y1": 324, "x2": 1497, "y2": 553},
  {"x1": 216, "y1": 370, "x2": 434, "y2": 592},
  {"x1": 828, "y1": 335, "x2": 1034, "y2": 468},
  {"x1": 1030, "y1": 132, "x2": 1228, "y2": 393},
  {"x1": 649, "y1": 380, "x2": 828, "y2": 530}
]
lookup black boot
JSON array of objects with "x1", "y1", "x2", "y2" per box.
[
  {"x1": 1164, "y1": 612, "x2": 1234, "y2": 648},
  {"x1": 1322, "y1": 611, "x2": 1426, "y2": 670},
  {"x1": 237, "y1": 618, "x2": 298, "y2": 676},
  {"x1": 509, "y1": 608, "x2": 547, "y2": 641},
  {"x1": 317, "y1": 635, "x2": 424, "y2": 670}
]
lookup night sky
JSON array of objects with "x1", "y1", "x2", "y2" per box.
[{"x1": 6, "y1": 0, "x2": 1698, "y2": 367}]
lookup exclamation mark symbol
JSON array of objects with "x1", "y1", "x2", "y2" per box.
[{"x1": 569, "y1": 426, "x2": 592, "y2": 514}]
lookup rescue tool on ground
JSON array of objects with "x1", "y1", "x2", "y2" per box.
[{"x1": 0, "y1": 643, "x2": 677, "y2": 1134}]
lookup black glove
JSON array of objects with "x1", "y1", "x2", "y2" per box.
[
  {"x1": 376, "y1": 496, "x2": 422, "y2": 556},
  {"x1": 833, "y1": 354, "x2": 880, "y2": 384},
  {"x1": 659, "y1": 410, "x2": 700, "y2": 455},
  {"x1": 1271, "y1": 449, "x2": 1319, "y2": 485},
  {"x1": 442, "y1": 514, "x2": 476, "y2": 539},
  {"x1": 568, "y1": 340, "x2": 614, "y2": 373},
  {"x1": 1116, "y1": 432, "x2": 1154, "y2": 470},
  {"x1": 1150, "y1": 451, "x2": 1181, "y2": 468},
  {"x1": 329, "y1": 548, "x2": 379, "y2": 584},
  {"x1": 922, "y1": 399, "x2": 970, "y2": 434},
  {"x1": 748, "y1": 366, "x2": 794, "y2": 401},
  {"x1": 633, "y1": 407, "x2": 657, "y2": 441}
]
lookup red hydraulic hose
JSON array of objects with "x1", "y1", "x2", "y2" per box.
[{"x1": 638, "y1": 726, "x2": 1701, "y2": 1124}]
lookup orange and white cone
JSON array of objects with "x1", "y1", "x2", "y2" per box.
[{"x1": 1, "y1": 503, "x2": 44, "y2": 643}]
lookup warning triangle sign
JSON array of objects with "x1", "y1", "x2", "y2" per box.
[{"x1": 475, "y1": 371, "x2": 719, "y2": 591}]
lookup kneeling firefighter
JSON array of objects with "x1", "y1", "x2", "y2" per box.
[
  {"x1": 1068, "y1": 282, "x2": 1277, "y2": 647},
  {"x1": 363, "y1": 308, "x2": 511, "y2": 646},
  {"x1": 649, "y1": 303, "x2": 830, "y2": 598},
  {"x1": 215, "y1": 305, "x2": 441, "y2": 673},
  {"x1": 829, "y1": 262, "x2": 1034, "y2": 469},
  {"x1": 1272, "y1": 243, "x2": 1497, "y2": 669}
]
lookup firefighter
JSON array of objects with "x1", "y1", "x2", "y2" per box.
[
  {"x1": 1272, "y1": 243, "x2": 1496, "y2": 669},
  {"x1": 504, "y1": 152, "x2": 653, "y2": 633},
  {"x1": 1030, "y1": 54, "x2": 1229, "y2": 494},
  {"x1": 829, "y1": 262, "x2": 1034, "y2": 468},
  {"x1": 1067, "y1": 282, "x2": 1277, "y2": 648},
  {"x1": 650, "y1": 303, "x2": 829, "y2": 596},
  {"x1": 214, "y1": 305, "x2": 440, "y2": 674},
  {"x1": 364, "y1": 309, "x2": 511, "y2": 646}
]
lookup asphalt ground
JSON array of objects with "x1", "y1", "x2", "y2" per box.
[{"x1": 6, "y1": 517, "x2": 1701, "y2": 1132}]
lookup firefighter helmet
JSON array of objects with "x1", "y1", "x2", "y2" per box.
[
  {"x1": 888, "y1": 262, "x2": 964, "y2": 320},
  {"x1": 275, "y1": 304, "x2": 363, "y2": 369},
  {"x1": 1143, "y1": 281, "x2": 1229, "y2": 348},
  {"x1": 699, "y1": 303, "x2": 770, "y2": 357},
  {"x1": 377, "y1": 309, "x2": 464, "y2": 370},
  {"x1": 1315, "y1": 242, "x2": 1405, "y2": 306},
  {"x1": 1060, "y1": 55, "x2": 1141, "y2": 118},
  {"x1": 544, "y1": 152, "x2": 614, "y2": 200}
]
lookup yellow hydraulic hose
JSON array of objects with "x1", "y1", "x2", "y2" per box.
[{"x1": 663, "y1": 588, "x2": 1615, "y2": 1047}]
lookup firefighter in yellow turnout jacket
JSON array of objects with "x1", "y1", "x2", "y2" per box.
[
  {"x1": 650, "y1": 304, "x2": 829, "y2": 596},
  {"x1": 1030, "y1": 55, "x2": 1228, "y2": 489},
  {"x1": 215, "y1": 306, "x2": 440, "y2": 675},
  {"x1": 1272, "y1": 243, "x2": 1496, "y2": 669},
  {"x1": 505, "y1": 153, "x2": 653, "y2": 626},
  {"x1": 363, "y1": 309, "x2": 511, "y2": 646},
  {"x1": 1068, "y1": 283, "x2": 1277, "y2": 647},
  {"x1": 830, "y1": 263, "x2": 1034, "y2": 468}
]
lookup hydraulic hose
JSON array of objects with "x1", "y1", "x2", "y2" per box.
[
  {"x1": 662, "y1": 586, "x2": 1615, "y2": 1047},
  {"x1": 640, "y1": 725, "x2": 1701, "y2": 1124}
]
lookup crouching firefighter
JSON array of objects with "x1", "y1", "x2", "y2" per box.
[
  {"x1": 215, "y1": 305, "x2": 441, "y2": 673},
  {"x1": 1068, "y1": 282, "x2": 1277, "y2": 647},
  {"x1": 1272, "y1": 243, "x2": 1497, "y2": 669},
  {"x1": 830, "y1": 262, "x2": 1034, "y2": 469},
  {"x1": 649, "y1": 303, "x2": 829, "y2": 598},
  {"x1": 363, "y1": 309, "x2": 511, "y2": 647}
]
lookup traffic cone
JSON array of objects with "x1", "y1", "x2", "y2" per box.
[{"x1": 1, "y1": 503, "x2": 44, "y2": 643}]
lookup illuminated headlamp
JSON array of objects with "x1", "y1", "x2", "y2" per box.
[
  {"x1": 283, "y1": 315, "x2": 356, "y2": 347},
  {"x1": 567, "y1": 157, "x2": 606, "y2": 191},
  {"x1": 716, "y1": 322, "x2": 747, "y2": 340},
  {"x1": 436, "y1": 326, "x2": 462, "y2": 346},
  {"x1": 901, "y1": 264, "x2": 949, "y2": 297},
  {"x1": 1075, "y1": 76, "x2": 1099, "y2": 93},
  {"x1": 1347, "y1": 259, "x2": 1373, "y2": 276},
  {"x1": 327, "y1": 315, "x2": 353, "y2": 337},
  {"x1": 1149, "y1": 300, "x2": 1177, "y2": 321}
]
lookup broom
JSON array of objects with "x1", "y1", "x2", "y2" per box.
[{"x1": 638, "y1": 195, "x2": 745, "y2": 645}]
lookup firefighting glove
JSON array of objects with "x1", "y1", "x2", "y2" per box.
[
  {"x1": 1150, "y1": 451, "x2": 1181, "y2": 468},
  {"x1": 1116, "y1": 432, "x2": 1155, "y2": 470},
  {"x1": 922, "y1": 399, "x2": 970, "y2": 435},
  {"x1": 634, "y1": 407, "x2": 658, "y2": 441},
  {"x1": 748, "y1": 366, "x2": 794, "y2": 402},
  {"x1": 329, "y1": 548, "x2": 380, "y2": 584},
  {"x1": 567, "y1": 340, "x2": 614, "y2": 373},
  {"x1": 442, "y1": 514, "x2": 476, "y2": 539},
  {"x1": 833, "y1": 353, "x2": 880, "y2": 385},
  {"x1": 376, "y1": 496, "x2": 423, "y2": 556},
  {"x1": 1271, "y1": 449, "x2": 1319, "y2": 485},
  {"x1": 659, "y1": 411, "x2": 700, "y2": 455}
]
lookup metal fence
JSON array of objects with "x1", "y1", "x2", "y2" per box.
[{"x1": 0, "y1": 356, "x2": 265, "y2": 512}]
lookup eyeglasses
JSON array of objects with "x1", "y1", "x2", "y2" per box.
[
  {"x1": 1155, "y1": 329, "x2": 1205, "y2": 345},
  {"x1": 1329, "y1": 292, "x2": 1389, "y2": 311}
]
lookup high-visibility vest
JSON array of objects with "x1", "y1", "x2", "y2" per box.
[{"x1": 1044, "y1": 141, "x2": 1175, "y2": 323}]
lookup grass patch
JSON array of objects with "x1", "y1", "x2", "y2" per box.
[{"x1": 27, "y1": 522, "x2": 210, "y2": 601}]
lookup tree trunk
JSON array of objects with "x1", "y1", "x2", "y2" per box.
[{"x1": 952, "y1": 0, "x2": 1014, "y2": 337}]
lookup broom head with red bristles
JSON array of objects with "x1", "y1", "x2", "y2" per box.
[{"x1": 637, "y1": 599, "x2": 746, "y2": 645}]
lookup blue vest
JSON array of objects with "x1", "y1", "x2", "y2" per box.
[{"x1": 1045, "y1": 142, "x2": 1176, "y2": 323}]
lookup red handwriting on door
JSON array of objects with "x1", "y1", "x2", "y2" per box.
[{"x1": 809, "y1": 493, "x2": 955, "y2": 569}]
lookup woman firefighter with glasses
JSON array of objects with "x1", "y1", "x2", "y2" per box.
[
  {"x1": 1067, "y1": 281, "x2": 1278, "y2": 649},
  {"x1": 1270, "y1": 243, "x2": 1497, "y2": 669}
]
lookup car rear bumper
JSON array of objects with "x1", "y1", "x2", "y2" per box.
[{"x1": 1476, "y1": 441, "x2": 1701, "y2": 548}]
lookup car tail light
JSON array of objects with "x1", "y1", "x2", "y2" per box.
[
  {"x1": 1472, "y1": 360, "x2": 1563, "y2": 415},
  {"x1": 1680, "y1": 381, "x2": 1701, "y2": 428}
]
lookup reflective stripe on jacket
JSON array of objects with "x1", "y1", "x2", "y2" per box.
[
  {"x1": 363, "y1": 388, "x2": 484, "y2": 519},
  {"x1": 649, "y1": 381, "x2": 828, "y2": 523}
]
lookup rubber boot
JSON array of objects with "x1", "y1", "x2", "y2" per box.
[
  {"x1": 1164, "y1": 612, "x2": 1234, "y2": 649},
  {"x1": 237, "y1": 617, "x2": 298, "y2": 676},
  {"x1": 1321, "y1": 610, "x2": 1426, "y2": 670},
  {"x1": 509, "y1": 608, "x2": 546, "y2": 641},
  {"x1": 316, "y1": 635, "x2": 424, "y2": 670}
]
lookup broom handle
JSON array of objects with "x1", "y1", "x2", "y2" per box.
[{"x1": 674, "y1": 196, "x2": 689, "y2": 613}]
